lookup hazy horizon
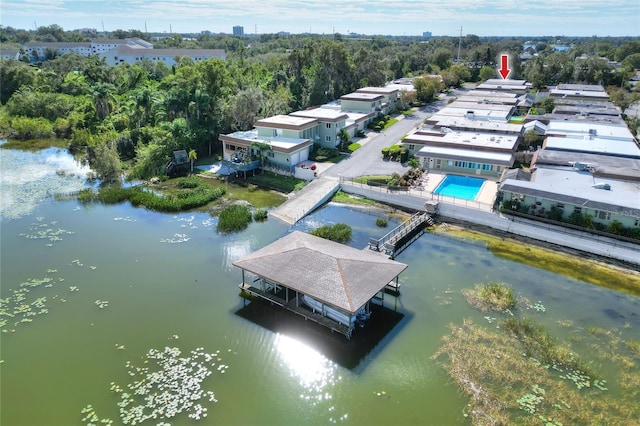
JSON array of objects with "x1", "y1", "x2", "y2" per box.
[{"x1": 1, "y1": 0, "x2": 638, "y2": 38}]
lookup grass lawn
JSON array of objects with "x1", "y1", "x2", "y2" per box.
[
  {"x1": 241, "y1": 171, "x2": 307, "y2": 193},
  {"x1": 352, "y1": 175, "x2": 392, "y2": 184},
  {"x1": 381, "y1": 118, "x2": 398, "y2": 130}
]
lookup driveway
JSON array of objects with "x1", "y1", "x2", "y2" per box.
[{"x1": 322, "y1": 90, "x2": 462, "y2": 179}]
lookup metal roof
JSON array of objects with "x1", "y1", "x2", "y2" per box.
[{"x1": 233, "y1": 231, "x2": 408, "y2": 314}]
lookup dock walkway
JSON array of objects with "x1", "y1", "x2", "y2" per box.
[
  {"x1": 368, "y1": 212, "x2": 434, "y2": 258},
  {"x1": 270, "y1": 176, "x2": 340, "y2": 224}
]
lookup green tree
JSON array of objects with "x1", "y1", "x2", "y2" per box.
[
  {"x1": 0, "y1": 59, "x2": 37, "y2": 104},
  {"x1": 337, "y1": 128, "x2": 351, "y2": 150},
  {"x1": 479, "y1": 65, "x2": 496, "y2": 81},
  {"x1": 91, "y1": 141, "x2": 121, "y2": 182},
  {"x1": 188, "y1": 149, "x2": 197, "y2": 174}
]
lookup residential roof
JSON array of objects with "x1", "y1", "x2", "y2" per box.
[
  {"x1": 429, "y1": 115, "x2": 524, "y2": 134},
  {"x1": 543, "y1": 136, "x2": 640, "y2": 158},
  {"x1": 416, "y1": 146, "x2": 515, "y2": 165},
  {"x1": 533, "y1": 149, "x2": 640, "y2": 181},
  {"x1": 426, "y1": 107, "x2": 513, "y2": 122},
  {"x1": 406, "y1": 130, "x2": 519, "y2": 151},
  {"x1": 545, "y1": 121, "x2": 635, "y2": 141},
  {"x1": 232, "y1": 231, "x2": 408, "y2": 314},
  {"x1": 255, "y1": 114, "x2": 318, "y2": 130},
  {"x1": 500, "y1": 167, "x2": 640, "y2": 215},
  {"x1": 219, "y1": 130, "x2": 312, "y2": 153},
  {"x1": 24, "y1": 42, "x2": 91, "y2": 48},
  {"x1": 356, "y1": 86, "x2": 399, "y2": 95},
  {"x1": 290, "y1": 108, "x2": 348, "y2": 122},
  {"x1": 464, "y1": 90, "x2": 520, "y2": 99},
  {"x1": 549, "y1": 88, "x2": 610, "y2": 99},
  {"x1": 555, "y1": 84, "x2": 606, "y2": 92},
  {"x1": 340, "y1": 92, "x2": 384, "y2": 102},
  {"x1": 446, "y1": 101, "x2": 516, "y2": 113}
]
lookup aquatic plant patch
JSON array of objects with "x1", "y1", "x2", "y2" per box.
[
  {"x1": 19, "y1": 217, "x2": 74, "y2": 246},
  {"x1": 310, "y1": 223, "x2": 352, "y2": 243},
  {"x1": 79, "y1": 185, "x2": 226, "y2": 213},
  {"x1": 81, "y1": 345, "x2": 229, "y2": 425},
  {"x1": 462, "y1": 282, "x2": 517, "y2": 313},
  {"x1": 216, "y1": 204, "x2": 252, "y2": 233},
  {"x1": 433, "y1": 320, "x2": 640, "y2": 425}
]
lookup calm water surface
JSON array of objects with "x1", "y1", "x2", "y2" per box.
[{"x1": 1, "y1": 144, "x2": 639, "y2": 425}]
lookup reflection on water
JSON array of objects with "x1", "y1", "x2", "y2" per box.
[
  {"x1": 0, "y1": 142, "x2": 90, "y2": 220},
  {"x1": 275, "y1": 333, "x2": 338, "y2": 396},
  {"x1": 274, "y1": 333, "x2": 349, "y2": 423}
]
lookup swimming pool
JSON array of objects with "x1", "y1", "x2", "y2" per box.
[{"x1": 433, "y1": 175, "x2": 485, "y2": 200}]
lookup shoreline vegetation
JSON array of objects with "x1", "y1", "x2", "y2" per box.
[
  {"x1": 434, "y1": 280, "x2": 640, "y2": 425},
  {"x1": 433, "y1": 225, "x2": 640, "y2": 297}
]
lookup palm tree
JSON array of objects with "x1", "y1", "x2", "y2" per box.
[
  {"x1": 338, "y1": 128, "x2": 351, "y2": 150},
  {"x1": 250, "y1": 140, "x2": 272, "y2": 173},
  {"x1": 188, "y1": 149, "x2": 197, "y2": 174}
]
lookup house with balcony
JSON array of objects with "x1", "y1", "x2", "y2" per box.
[
  {"x1": 219, "y1": 115, "x2": 316, "y2": 173},
  {"x1": 356, "y1": 86, "x2": 399, "y2": 113},
  {"x1": 289, "y1": 108, "x2": 348, "y2": 149},
  {"x1": 340, "y1": 92, "x2": 384, "y2": 115}
]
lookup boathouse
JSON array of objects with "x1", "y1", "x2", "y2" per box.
[{"x1": 233, "y1": 231, "x2": 408, "y2": 339}]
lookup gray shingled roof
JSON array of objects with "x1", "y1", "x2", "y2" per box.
[{"x1": 233, "y1": 231, "x2": 408, "y2": 314}]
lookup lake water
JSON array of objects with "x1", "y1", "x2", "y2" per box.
[{"x1": 2, "y1": 143, "x2": 639, "y2": 425}]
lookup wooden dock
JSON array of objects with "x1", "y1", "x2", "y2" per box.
[{"x1": 368, "y1": 212, "x2": 434, "y2": 259}]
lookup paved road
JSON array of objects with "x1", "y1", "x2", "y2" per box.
[{"x1": 323, "y1": 89, "x2": 466, "y2": 179}]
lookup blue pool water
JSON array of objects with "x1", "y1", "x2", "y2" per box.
[{"x1": 433, "y1": 175, "x2": 485, "y2": 200}]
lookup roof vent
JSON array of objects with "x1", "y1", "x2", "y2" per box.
[{"x1": 592, "y1": 182, "x2": 611, "y2": 190}]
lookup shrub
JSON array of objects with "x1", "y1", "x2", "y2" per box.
[
  {"x1": 217, "y1": 204, "x2": 252, "y2": 233},
  {"x1": 83, "y1": 185, "x2": 226, "y2": 212},
  {"x1": 347, "y1": 142, "x2": 361, "y2": 152},
  {"x1": 463, "y1": 282, "x2": 517, "y2": 312},
  {"x1": 310, "y1": 223, "x2": 352, "y2": 243},
  {"x1": 175, "y1": 177, "x2": 201, "y2": 189},
  {"x1": 253, "y1": 209, "x2": 268, "y2": 221},
  {"x1": 376, "y1": 218, "x2": 388, "y2": 227}
]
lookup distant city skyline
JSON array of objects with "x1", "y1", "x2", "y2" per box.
[{"x1": 1, "y1": 0, "x2": 638, "y2": 37}]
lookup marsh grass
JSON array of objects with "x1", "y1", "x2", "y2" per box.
[
  {"x1": 0, "y1": 138, "x2": 68, "y2": 150},
  {"x1": 310, "y1": 223, "x2": 352, "y2": 243},
  {"x1": 217, "y1": 204, "x2": 252, "y2": 233},
  {"x1": 463, "y1": 282, "x2": 516, "y2": 313},
  {"x1": 79, "y1": 182, "x2": 225, "y2": 212},
  {"x1": 252, "y1": 209, "x2": 268, "y2": 221},
  {"x1": 439, "y1": 227, "x2": 640, "y2": 297},
  {"x1": 433, "y1": 320, "x2": 640, "y2": 425}
]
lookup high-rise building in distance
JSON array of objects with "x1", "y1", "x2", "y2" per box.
[{"x1": 233, "y1": 26, "x2": 244, "y2": 36}]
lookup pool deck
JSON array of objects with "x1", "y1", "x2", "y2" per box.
[{"x1": 419, "y1": 172, "x2": 498, "y2": 208}]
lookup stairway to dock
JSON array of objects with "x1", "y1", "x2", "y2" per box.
[{"x1": 368, "y1": 212, "x2": 434, "y2": 259}]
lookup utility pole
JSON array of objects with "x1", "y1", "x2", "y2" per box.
[{"x1": 456, "y1": 26, "x2": 462, "y2": 63}]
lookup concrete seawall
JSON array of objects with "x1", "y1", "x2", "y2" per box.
[{"x1": 339, "y1": 182, "x2": 640, "y2": 267}]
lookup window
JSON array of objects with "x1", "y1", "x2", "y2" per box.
[
  {"x1": 574, "y1": 206, "x2": 582, "y2": 214},
  {"x1": 326, "y1": 123, "x2": 331, "y2": 129},
  {"x1": 325, "y1": 135, "x2": 331, "y2": 142},
  {"x1": 597, "y1": 210, "x2": 610, "y2": 220},
  {"x1": 556, "y1": 203, "x2": 565, "y2": 210},
  {"x1": 267, "y1": 152, "x2": 275, "y2": 158},
  {"x1": 408, "y1": 144, "x2": 415, "y2": 151}
]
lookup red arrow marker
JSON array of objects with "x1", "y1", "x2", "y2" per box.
[{"x1": 499, "y1": 54, "x2": 511, "y2": 80}]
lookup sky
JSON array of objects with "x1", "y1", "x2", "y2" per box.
[{"x1": 1, "y1": 0, "x2": 638, "y2": 37}]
